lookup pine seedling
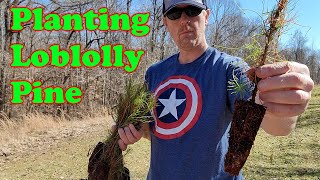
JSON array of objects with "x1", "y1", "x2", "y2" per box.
[
  {"x1": 225, "y1": 0, "x2": 289, "y2": 176},
  {"x1": 88, "y1": 79, "x2": 156, "y2": 180},
  {"x1": 251, "y1": 0, "x2": 289, "y2": 102}
]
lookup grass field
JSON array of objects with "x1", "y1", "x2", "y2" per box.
[{"x1": 0, "y1": 86, "x2": 319, "y2": 179}]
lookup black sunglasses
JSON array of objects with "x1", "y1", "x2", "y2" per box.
[{"x1": 165, "y1": 6, "x2": 204, "y2": 20}]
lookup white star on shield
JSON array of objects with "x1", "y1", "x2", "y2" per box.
[{"x1": 158, "y1": 89, "x2": 186, "y2": 120}]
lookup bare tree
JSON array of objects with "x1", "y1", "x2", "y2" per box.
[
  {"x1": 206, "y1": 0, "x2": 260, "y2": 58},
  {"x1": 306, "y1": 49, "x2": 320, "y2": 83},
  {"x1": 290, "y1": 30, "x2": 308, "y2": 64}
]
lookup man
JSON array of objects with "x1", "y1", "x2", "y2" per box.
[{"x1": 116, "y1": 0, "x2": 314, "y2": 179}]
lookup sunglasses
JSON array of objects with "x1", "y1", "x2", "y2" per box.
[{"x1": 165, "y1": 6, "x2": 204, "y2": 20}]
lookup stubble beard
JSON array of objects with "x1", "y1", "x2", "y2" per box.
[{"x1": 177, "y1": 33, "x2": 199, "y2": 50}]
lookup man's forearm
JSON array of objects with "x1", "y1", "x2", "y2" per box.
[
  {"x1": 255, "y1": 91, "x2": 298, "y2": 136},
  {"x1": 260, "y1": 112, "x2": 298, "y2": 136}
]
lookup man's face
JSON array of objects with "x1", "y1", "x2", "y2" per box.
[{"x1": 163, "y1": 5, "x2": 210, "y2": 50}]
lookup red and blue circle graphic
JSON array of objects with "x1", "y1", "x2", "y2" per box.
[{"x1": 153, "y1": 76, "x2": 202, "y2": 139}]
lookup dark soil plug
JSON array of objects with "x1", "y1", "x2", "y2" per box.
[
  {"x1": 87, "y1": 141, "x2": 129, "y2": 180},
  {"x1": 224, "y1": 100, "x2": 266, "y2": 175}
]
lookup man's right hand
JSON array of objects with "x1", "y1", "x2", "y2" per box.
[{"x1": 113, "y1": 123, "x2": 144, "y2": 151}]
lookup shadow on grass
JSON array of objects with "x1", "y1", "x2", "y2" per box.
[
  {"x1": 244, "y1": 165, "x2": 320, "y2": 178},
  {"x1": 308, "y1": 143, "x2": 320, "y2": 159},
  {"x1": 297, "y1": 111, "x2": 319, "y2": 128}
]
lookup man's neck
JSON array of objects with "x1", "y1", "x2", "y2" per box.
[{"x1": 178, "y1": 43, "x2": 209, "y2": 64}]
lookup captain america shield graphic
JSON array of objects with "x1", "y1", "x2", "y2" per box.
[{"x1": 153, "y1": 76, "x2": 202, "y2": 139}]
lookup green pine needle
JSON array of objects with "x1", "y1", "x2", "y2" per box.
[
  {"x1": 114, "y1": 79, "x2": 156, "y2": 129},
  {"x1": 228, "y1": 70, "x2": 251, "y2": 100}
]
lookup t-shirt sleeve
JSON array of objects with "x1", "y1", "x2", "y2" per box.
[
  {"x1": 144, "y1": 66, "x2": 155, "y2": 133},
  {"x1": 226, "y1": 58, "x2": 253, "y2": 113},
  {"x1": 144, "y1": 67, "x2": 150, "y2": 88}
]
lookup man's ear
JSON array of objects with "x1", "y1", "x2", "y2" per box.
[
  {"x1": 163, "y1": 16, "x2": 168, "y2": 27},
  {"x1": 205, "y1": 9, "x2": 210, "y2": 25}
]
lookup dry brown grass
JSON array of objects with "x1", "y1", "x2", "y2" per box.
[{"x1": 0, "y1": 107, "x2": 112, "y2": 151}]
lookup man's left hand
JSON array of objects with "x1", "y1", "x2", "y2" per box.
[{"x1": 255, "y1": 61, "x2": 314, "y2": 117}]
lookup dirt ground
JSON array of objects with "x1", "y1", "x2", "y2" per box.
[
  {"x1": 0, "y1": 116, "x2": 150, "y2": 180},
  {"x1": 0, "y1": 117, "x2": 109, "y2": 179}
]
